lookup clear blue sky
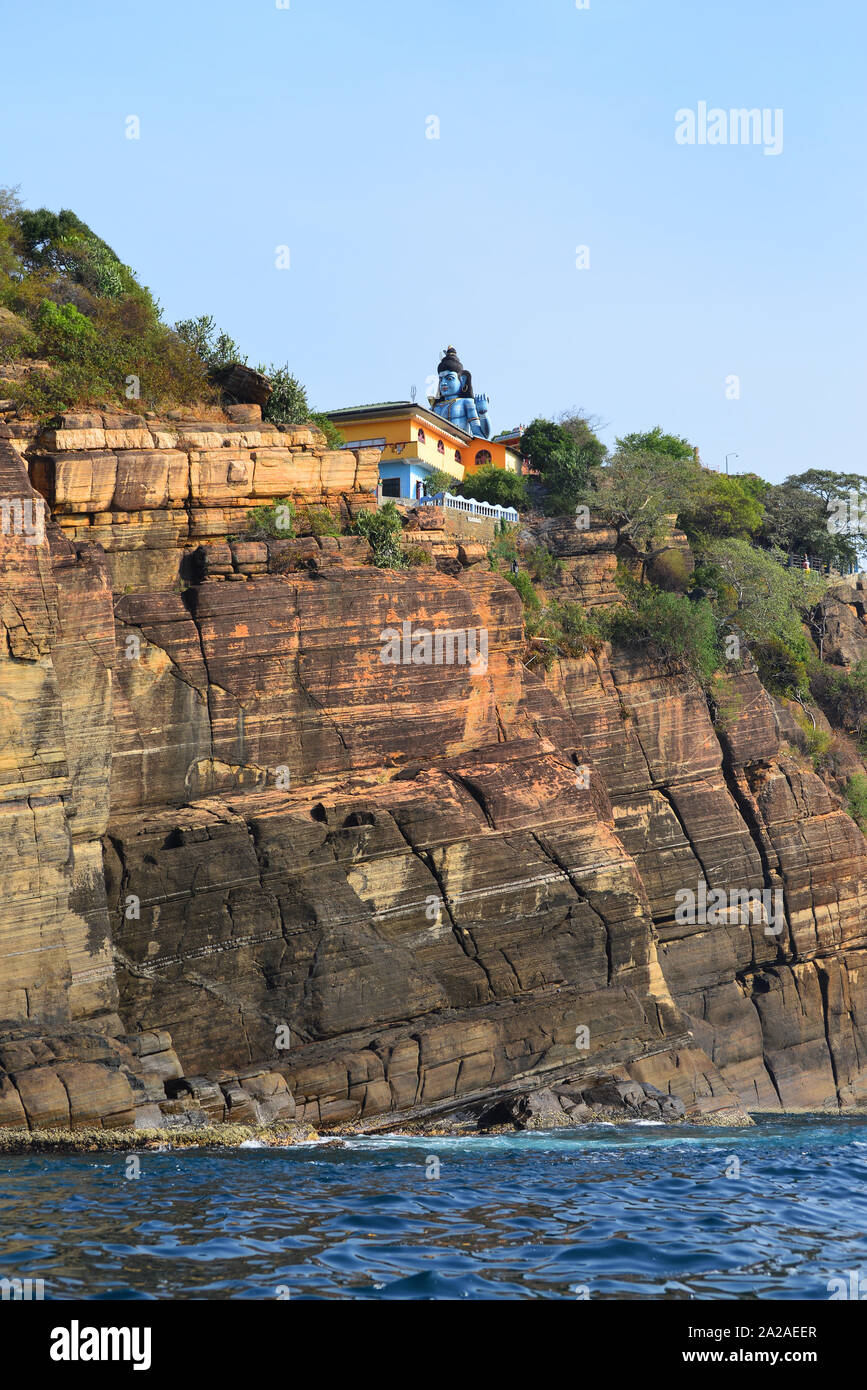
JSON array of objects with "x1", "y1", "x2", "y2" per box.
[{"x1": 2, "y1": 0, "x2": 864, "y2": 481}]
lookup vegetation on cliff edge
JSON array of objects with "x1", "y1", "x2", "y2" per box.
[{"x1": 0, "y1": 188, "x2": 340, "y2": 438}]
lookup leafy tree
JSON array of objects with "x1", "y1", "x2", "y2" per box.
[
  {"x1": 558, "y1": 410, "x2": 608, "y2": 455},
  {"x1": 258, "y1": 363, "x2": 308, "y2": 425},
  {"x1": 758, "y1": 477, "x2": 860, "y2": 570},
  {"x1": 678, "y1": 471, "x2": 764, "y2": 547},
  {"x1": 697, "y1": 537, "x2": 824, "y2": 695},
  {"x1": 422, "y1": 466, "x2": 457, "y2": 496},
  {"x1": 788, "y1": 469, "x2": 867, "y2": 566},
  {"x1": 461, "y1": 464, "x2": 528, "y2": 509},
  {"x1": 578, "y1": 447, "x2": 697, "y2": 582},
  {"x1": 12, "y1": 206, "x2": 140, "y2": 302},
  {"x1": 175, "y1": 314, "x2": 245, "y2": 369},
  {"x1": 520, "y1": 416, "x2": 605, "y2": 510},
  {"x1": 788, "y1": 469, "x2": 865, "y2": 507},
  {"x1": 615, "y1": 425, "x2": 695, "y2": 462}
]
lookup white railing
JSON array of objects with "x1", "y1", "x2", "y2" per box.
[{"x1": 417, "y1": 491, "x2": 519, "y2": 523}]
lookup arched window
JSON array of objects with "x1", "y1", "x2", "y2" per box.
[
  {"x1": 437, "y1": 439, "x2": 445, "y2": 454},
  {"x1": 417, "y1": 428, "x2": 425, "y2": 444},
  {"x1": 454, "y1": 450, "x2": 461, "y2": 465},
  {"x1": 475, "y1": 449, "x2": 492, "y2": 468}
]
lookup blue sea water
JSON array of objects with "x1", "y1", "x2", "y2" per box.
[{"x1": 1, "y1": 1115, "x2": 866, "y2": 1300}]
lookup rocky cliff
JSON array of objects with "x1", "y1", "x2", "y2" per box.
[{"x1": 3, "y1": 406, "x2": 867, "y2": 1133}]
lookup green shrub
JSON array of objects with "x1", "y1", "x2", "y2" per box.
[
  {"x1": 175, "y1": 314, "x2": 245, "y2": 369},
  {"x1": 550, "y1": 600, "x2": 606, "y2": 656},
  {"x1": 646, "y1": 546, "x2": 693, "y2": 592},
  {"x1": 0, "y1": 196, "x2": 217, "y2": 415},
  {"x1": 605, "y1": 586, "x2": 720, "y2": 685},
  {"x1": 36, "y1": 299, "x2": 96, "y2": 357},
  {"x1": 525, "y1": 544, "x2": 563, "y2": 586},
  {"x1": 422, "y1": 467, "x2": 456, "y2": 497},
  {"x1": 812, "y1": 659, "x2": 867, "y2": 734},
  {"x1": 846, "y1": 774, "x2": 867, "y2": 833},
  {"x1": 525, "y1": 608, "x2": 565, "y2": 669},
  {"x1": 487, "y1": 523, "x2": 519, "y2": 570},
  {"x1": 309, "y1": 411, "x2": 344, "y2": 449},
  {"x1": 800, "y1": 722, "x2": 833, "y2": 771},
  {"x1": 753, "y1": 636, "x2": 809, "y2": 699},
  {"x1": 504, "y1": 568, "x2": 540, "y2": 610},
  {"x1": 0, "y1": 307, "x2": 36, "y2": 361},
  {"x1": 404, "y1": 544, "x2": 433, "y2": 566},
  {"x1": 245, "y1": 498, "x2": 295, "y2": 539},
  {"x1": 708, "y1": 671, "x2": 745, "y2": 731},
  {"x1": 305, "y1": 506, "x2": 340, "y2": 537},
  {"x1": 352, "y1": 501, "x2": 407, "y2": 569},
  {"x1": 259, "y1": 363, "x2": 309, "y2": 424},
  {"x1": 462, "y1": 464, "x2": 528, "y2": 510}
]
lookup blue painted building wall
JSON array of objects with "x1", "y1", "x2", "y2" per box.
[{"x1": 377, "y1": 460, "x2": 432, "y2": 499}]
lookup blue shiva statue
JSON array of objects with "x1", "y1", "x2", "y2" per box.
[{"x1": 430, "y1": 346, "x2": 492, "y2": 439}]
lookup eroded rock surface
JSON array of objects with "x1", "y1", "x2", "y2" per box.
[{"x1": 2, "y1": 413, "x2": 867, "y2": 1131}]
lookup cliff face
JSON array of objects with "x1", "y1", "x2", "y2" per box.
[{"x1": 2, "y1": 409, "x2": 867, "y2": 1131}]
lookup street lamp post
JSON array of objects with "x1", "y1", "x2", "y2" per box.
[{"x1": 725, "y1": 452, "x2": 739, "y2": 475}]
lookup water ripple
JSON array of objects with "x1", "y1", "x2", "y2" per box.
[{"x1": 1, "y1": 1117, "x2": 866, "y2": 1298}]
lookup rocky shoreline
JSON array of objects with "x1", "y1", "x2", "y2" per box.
[{"x1": 0, "y1": 1077, "x2": 744, "y2": 1152}]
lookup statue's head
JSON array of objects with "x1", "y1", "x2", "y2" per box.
[{"x1": 435, "y1": 345, "x2": 473, "y2": 401}]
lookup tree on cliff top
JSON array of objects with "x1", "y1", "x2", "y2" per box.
[
  {"x1": 696, "y1": 537, "x2": 824, "y2": 696},
  {"x1": 0, "y1": 188, "x2": 209, "y2": 414},
  {"x1": 174, "y1": 314, "x2": 245, "y2": 371},
  {"x1": 520, "y1": 414, "x2": 606, "y2": 512},
  {"x1": 757, "y1": 476, "x2": 861, "y2": 570},
  {"x1": 615, "y1": 425, "x2": 695, "y2": 462},
  {"x1": 0, "y1": 188, "x2": 345, "y2": 433},
  {"x1": 578, "y1": 447, "x2": 697, "y2": 582}
]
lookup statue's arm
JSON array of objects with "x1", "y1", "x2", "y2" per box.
[
  {"x1": 473, "y1": 394, "x2": 492, "y2": 438},
  {"x1": 464, "y1": 399, "x2": 491, "y2": 438}
]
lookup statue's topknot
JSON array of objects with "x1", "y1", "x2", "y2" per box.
[{"x1": 437, "y1": 345, "x2": 464, "y2": 375}]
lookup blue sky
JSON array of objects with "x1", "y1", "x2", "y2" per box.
[{"x1": 2, "y1": 0, "x2": 864, "y2": 481}]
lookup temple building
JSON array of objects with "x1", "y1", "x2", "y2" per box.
[{"x1": 326, "y1": 347, "x2": 521, "y2": 500}]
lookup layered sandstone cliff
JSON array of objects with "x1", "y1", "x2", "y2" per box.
[{"x1": 2, "y1": 407, "x2": 867, "y2": 1133}]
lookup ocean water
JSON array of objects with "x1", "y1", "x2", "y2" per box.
[{"x1": 1, "y1": 1115, "x2": 866, "y2": 1300}]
